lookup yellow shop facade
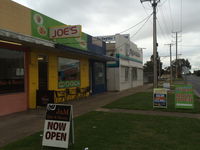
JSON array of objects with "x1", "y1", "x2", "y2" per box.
[{"x1": 0, "y1": 0, "x2": 115, "y2": 116}]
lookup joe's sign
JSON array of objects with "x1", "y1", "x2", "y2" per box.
[{"x1": 49, "y1": 25, "x2": 81, "y2": 39}]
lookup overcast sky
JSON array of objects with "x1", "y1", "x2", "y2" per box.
[{"x1": 12, "y1": 0, "x2": 200, "y2": 71}]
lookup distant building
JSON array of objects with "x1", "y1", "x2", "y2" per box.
[{"x1": 103, "y1": 34, "x2": 143, "y2": 91}]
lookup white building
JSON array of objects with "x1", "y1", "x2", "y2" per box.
[{"x1": 103, "y1": 34, "x2": 143, "y2": 91}]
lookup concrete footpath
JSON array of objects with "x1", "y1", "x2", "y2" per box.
[{"x1": 0, "y1": 84, "x2": 152, "y2": 147}]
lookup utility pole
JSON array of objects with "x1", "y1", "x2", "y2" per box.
[
  {"x1": 172, "y1": 31, "x2": 181, "y2": 79},
  {"x1": 140, "y1": 0, "x2": 160, "y2": 88},
  {"x1": 175, "y1": 32, "x2": 178, "y2": 79},
  {"x1": 165, "y1": 44, "x2": 173, "y2": 84}
]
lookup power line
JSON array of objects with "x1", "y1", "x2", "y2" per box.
[
  {"x1": 107, "y1": 13, "x2": 153, "y2": 50},
  {"x1": 141, "y1": 3, "x2": 152, "y2": 18},
  {"x1": 168, "y1": 0, "x2": 174, "y2": 32},
  {"x1": 60, "y1": 13, "x2": 153, "y2": 45},
  {"x1": 180, "y1": 0, "x2": 183, "y2": 32},
  {"x1": 157, "y1": 18, "x2": 170, "y2": 41},
  {"x1": 158, "y1": 0, "x2": 168, "y2": 7},
  {"x1": 158, "y1": 6, "x2": 171, "y2": 37},
  {"x1": 130, "y1": 13, "x2": 153, "y2": 39},
  {"x1": 119, "y1": 13, "x2": 153, "y2": 34}
]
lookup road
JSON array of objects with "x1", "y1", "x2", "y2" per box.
[{"x1": 185, "y1": 75, "x2": 200, "y2": 96}]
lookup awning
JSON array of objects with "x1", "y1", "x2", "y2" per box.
[
  {"x1": 0, "y1": 28, "x2": 117, "y2": 61},
  {"x1": 55, "y1": 44, "x2": 117, "y2": 61},
  {"x1": 0, "y1": 28, "x2": 55, "y2": 47}
]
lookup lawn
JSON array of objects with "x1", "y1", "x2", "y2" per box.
[
  {"x1": 104, "y1": 92, "x2": 200, "y2": 113},
  {"x1": 1, "y1": 111, "x2": 200, "y2": 150}
]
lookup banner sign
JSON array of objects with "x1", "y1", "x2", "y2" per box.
[
  {"x1": 49, "y1": 25, "x2": 81, "y2": 39},
  {"x1": 153, "y1": 88, "x2": 167, "y2": 108},
  {"x1": 42, "y1": 104, "x2": 73, "y2": 149},
  {"x1": 175, "y1": 85, "x2": 194, "y2": 109}
]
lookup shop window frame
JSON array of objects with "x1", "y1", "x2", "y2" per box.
[
  {"x1": 0, "y1": 42, "x2": 27, "y2": 94},
  {"x1": 58, "y1": 57, "x2": 80, "y2": 88}
]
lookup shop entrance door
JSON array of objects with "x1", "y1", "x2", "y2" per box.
[
  {"x1": 91, "y1": 61, "x2": 106, "y2": 94},
  {"x1": 38, "y1": 55, "x2": 48, "y2": 90}
]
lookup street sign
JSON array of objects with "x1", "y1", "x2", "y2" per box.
[
  {"x1": 153, "y1": 88, "x2": 167, "y2": 108},
  {"x1": 175, "y1": 85, "x2": 194, "y2": 109},
  {"x1": 42, "y1": 104, "x2": 74, "y2": 149}
]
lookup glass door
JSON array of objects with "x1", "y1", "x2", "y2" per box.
[{"x1": 91, "y1": 61, "x2": 106, "y2": 94}]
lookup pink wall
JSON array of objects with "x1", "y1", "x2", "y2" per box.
[{"x1": 0, "y1": 93, "x2": 27, "y2": 116}]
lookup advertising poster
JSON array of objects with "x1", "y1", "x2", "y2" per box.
[
  {"x1": 153, "y1": 88, "x2": 167, "y2": 108},
  {"x1": 42, "y1": 104, "x2": 73, "y2": 149},
  {"x1": 175, "y1": 85, "x2": 194, "y2": 109}
]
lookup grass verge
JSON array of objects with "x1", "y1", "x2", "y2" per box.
[
  {"x1": 1, "y1": 111, "x2": 200, "y2": 150},
  {"x1": 104, "y1": 92, "x2": 200, "y2": 113}
]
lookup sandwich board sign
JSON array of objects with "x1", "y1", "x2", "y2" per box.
[
  {"x1": 153, "y1": 88, "x2": 167, "y2": 108},
  {"x1": 175, "y1": 85, "x2": 194, "y2": 109},
  {"x1": 42, "y1": 104, "x2": 74, "y2": 149}
]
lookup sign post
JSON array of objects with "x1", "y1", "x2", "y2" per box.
[
  {"x1": 153, "y1": 88, "x2": 167, "y2": 108},
  {"x1": 42, "y1": 104, "x2": 74, "y2": 149},
  {"x1": 175, "y1": 85, "x2": 194, "y2": 109}
]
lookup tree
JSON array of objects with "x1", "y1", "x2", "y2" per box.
[
  {"x1": 171, "y1": 58, "x2": 191, "y2": 78},
  {"x1": 194, "y1": 70, "x2": 200, "y2": 76},
  {"x1": 143, "y1": 52, "x2": 163, "y2": 76}
]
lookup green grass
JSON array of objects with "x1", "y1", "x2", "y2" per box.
[
  {"x1": 104, "y1": 92, "x2": 200, "y2": 113},
  {"x1": 1, "y1": 111, "x2": 200, "y2": 150}
]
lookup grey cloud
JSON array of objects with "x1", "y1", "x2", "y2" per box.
[{"x1": 12, "y1": 0, "x2": 200, "y2": 69}]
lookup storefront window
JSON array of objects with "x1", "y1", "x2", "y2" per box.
[
  {"x1": 0, "y1": 48, "x2": 24, "y2": 94},
  {"x1": 121, "y1": 66, "x2": 129, "y2": 82},
  {"x1": 125, "y1": 67, "x2": 129, "y2": 81},
  {"x1": 58, "y1": 57, "x2": 80, "y2": 88},
  {"x1": 132, "y1": 67, "x2": 137, "y2": 81}
]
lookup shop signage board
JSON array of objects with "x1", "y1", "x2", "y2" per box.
[
  {"x1": 153, "y1": 88, "x2": 167, "y2": 108},
  {"x1": 175, "y1": 85, "x2": 194, "y2": 109},
  {"x1": 95, "y1": 34, "x2": 130, "y2": 42},
  {"x1": 31, "y1": 10, "x2": 87, "y2": 50},
  {"x1": 49, "y1": 25, "x2": 81, "y2": 39},
  {"x1": 42, "y1": 104, "x2": 74, "y2": 149}
]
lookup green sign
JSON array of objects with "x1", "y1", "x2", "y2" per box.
[
  {"x1": 58, "y1": 80, "x2": 80, "y2": 88},
  {"x1": 31, "y1": 10, "x2": 87, "y2": 50},
  {"x1": 175, "y1": 85, "x2": 194, "y2": 109}
]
